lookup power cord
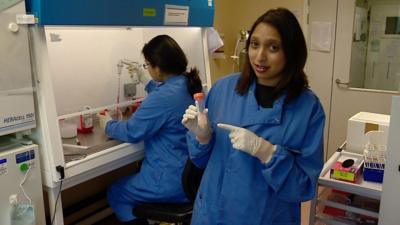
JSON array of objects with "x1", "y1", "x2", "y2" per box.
[
  {"x1": 20, "y1": 161, "x2": 33, "y2": 204},
  {"x1": 51, "y1": 166, "x2": 64, "y2": 225},
  {"x1": 15, "y1": 163, "x2": 33, "y2": 217}
]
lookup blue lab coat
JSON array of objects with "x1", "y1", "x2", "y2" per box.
[
  {"x1": 106, "y1": 75, "x2": 191, "y2": 222},
  {"x1": 187, "y1": 74, "x2": 325, "y2": 225}
]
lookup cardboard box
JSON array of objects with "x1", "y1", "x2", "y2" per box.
[
  {"x1": 330, "y1": 154, "x2": 364, "y2": 183},
  {"x1": 346, "y1": 112, "x2": 390, "y2": 154}
]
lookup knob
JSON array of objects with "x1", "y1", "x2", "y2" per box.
[{"x1": 8, "y1": 22, "x2": 19, "y2": 33}]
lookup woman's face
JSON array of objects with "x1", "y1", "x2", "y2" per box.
[
  {"x1": 248, "y1": 22, "x2": 286, "y2": 86},
  {"x1": 145, "y1": 60, "x2": 162, "y2": 81}
]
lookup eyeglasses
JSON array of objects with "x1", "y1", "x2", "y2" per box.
[{"x1": 143, "y1": 62, "x2": 150, "y2": 69}]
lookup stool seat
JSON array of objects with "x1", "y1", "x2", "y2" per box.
[
  {"x1": 133, "y1": 202, "x2": 192, "y2": 223},
  {"x1": 132, "y1": 159, "x2": 203, "y2": 225}
]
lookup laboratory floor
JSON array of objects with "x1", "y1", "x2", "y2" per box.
[
  {"x1": 93, "y1": 214, "x2": 160, "y2": 225},
  {"x1": 92, "y1": 214, "x2": 122, "y2": 225},
  {"x1": 94, "y1": 202, "x2": 311, "y2": 225}
]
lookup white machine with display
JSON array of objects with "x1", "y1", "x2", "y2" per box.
[
  {"x1": 0, "y1": 143, "x2": 45, "y2": 225},
  {"x1": 0, "y1": 1, "x2": 45, "y2": 225}
]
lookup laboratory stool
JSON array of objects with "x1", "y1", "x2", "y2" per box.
[{"x1": 133, "y1": 159, "x2": 204, "y2": 225}]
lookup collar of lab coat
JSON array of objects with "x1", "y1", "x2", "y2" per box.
[
  {"x1": 238, "y1": 80, "x2": 285, "y2": 127},
  {"x1": 159, "y1": 74, "x2": 184, "y2": 86}
]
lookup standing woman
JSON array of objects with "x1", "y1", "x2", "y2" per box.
[
  {"x1": 182, "y1": 8, "x2": 325, "y2": 225},
  {"x1": 105, "y1": 35, "x2": 202, "y2": 225}
]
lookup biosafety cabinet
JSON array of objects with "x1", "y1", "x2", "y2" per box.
[
  {"x1": 26, "y1": 0, "x2": 213, "y2": 224},
  {"x1": 30, "y1": 25, "x2": 213, "y2": 187}
]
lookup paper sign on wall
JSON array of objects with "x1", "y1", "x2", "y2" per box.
[
  {"x1": 164, "y1": 4, "x2": 189, "y2": 26},
  {"x1": 310, "y1": 21, "x2": 332, "y2": 52}
]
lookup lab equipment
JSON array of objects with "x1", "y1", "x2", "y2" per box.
[
  {"x1": 346, "y1": 112, "x2": 390, "y2": 154},
  {"x1": 59, "y1": 119, "x2": 77, "y2": 138},
  {"x1": 27, "y1": 0, "x2": 214, "y2": 26},
  {"x1": 27, "y1": 2, "x2": 213, "y2": 225},
  {"x1": 0, "y1": 0, "x2": 35, "y2": 136},
  {"x1": 26, "y1": 0, "x2": 213, "y2": 223},
  {"x1": 363, "y1": 130, "x2": 386, "y2": 183},
  {"x1": 0, "y1": 143, "x2": 45, "y2": 225},
  {"x1": 117, "y1": 59, "x2": 143, "y2": 85},
  {"x1": 97, "y1": 110, "x2": 112, "y2": 130},
  {"x1": 330, "y1": 152, "x2": 364, "y2": 183},
  {"x1": 31, "y1": 26, "x2": 211, "y2": 184},
  {"x1": 231, "y1": 29, "x2": 249, "y2": 72},
  {"x1": 194, "y1": 92, "x2": 205, "y2": 113},
  {"x1": 10, "y1": 203, "x2": 36, "y2": 225},
  {"x1": 116, "y1": 59, "x2": 148, "y2": 115},
  {"x1": 182, "y1": 105, "x2": 212, "y2": 138},
  {"x1": 310, "y1": 148, "x2": 382, "y2": 225},
  {"x1": 77, "y1": 106, "x2": 94, "y2": 133},
  {"x1": 124, "y1": 83, "x2": 137, "y2": 98}
]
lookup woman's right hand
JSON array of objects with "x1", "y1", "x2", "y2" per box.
[{"x1": 182, "y1": 105, "x2": 212, "y2": 144}]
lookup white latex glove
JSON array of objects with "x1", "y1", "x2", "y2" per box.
[
  {"x1": 218, "y1": 123, "x2": 277, "y2": 163},
  {"x1": 182, "y1": 105, "x2": 212, "y2": 144},
  {"x1": 134, "y1": 64, "x2": 151, "y2": 85}
]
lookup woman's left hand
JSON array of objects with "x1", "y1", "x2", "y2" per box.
[{"x1": 218, "y1": 123, "x2": 277, "y2": 163}]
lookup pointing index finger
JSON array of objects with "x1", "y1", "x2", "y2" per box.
[{"x1": 217, "y1": 123, "x2": 238, "y2": 131}]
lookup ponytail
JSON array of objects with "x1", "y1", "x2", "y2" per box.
[{"x1": 184, "y1": 67, "x2": 203, "y2": 96}]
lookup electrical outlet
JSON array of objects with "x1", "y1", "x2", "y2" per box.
[{"x1": 9, "y1": 194, "x2": 18, "y2": 205}]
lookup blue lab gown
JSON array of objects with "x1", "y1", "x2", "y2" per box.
[
  {"x1": 187, "y1": 74, "x2": 325, "y2": 225},
  {"x1": 106, "y1": 75, "x2": 191, "y2": 222}
]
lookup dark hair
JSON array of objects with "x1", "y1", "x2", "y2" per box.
[
  {"x1": 142, "y1": 35, "x2": 202, "y2": 96},
  {"x1": 236, "y1": 8, "x2": 309, "y2": 103}
]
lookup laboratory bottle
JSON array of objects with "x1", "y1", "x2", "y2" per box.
[
  {"x1": 194, "y1": 92, "x2": 205, "y2": 113},
  {"x1": 77, "y1": 106, "x2": 94, "y2": 133},
  {"x1": 193, "y1": 92, "x2": 209, "y2": 135}
]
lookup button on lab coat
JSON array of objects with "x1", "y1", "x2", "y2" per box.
[
  {"x1": 188, "y1": 74, "x2": 325, "y2": 225},
  {"x1": 106, "y1": 75, "x2": 191, "y2": 221}
]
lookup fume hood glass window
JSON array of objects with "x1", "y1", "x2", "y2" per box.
[{"x1": 348, "y1": 0, "x2": 400, "y2": 92}]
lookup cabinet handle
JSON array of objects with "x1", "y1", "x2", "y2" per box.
[{"x1": 335, "y1": 78, "x2": 350, "y2": 89}]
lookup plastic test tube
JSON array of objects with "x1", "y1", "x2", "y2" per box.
[{"x1": 193, "y1": 93, "x2": 205, "y2": 113}]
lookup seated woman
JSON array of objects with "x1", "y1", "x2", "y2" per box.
[{"x1": 105, "y1": 35, "x2": 203, "y2": 225}]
